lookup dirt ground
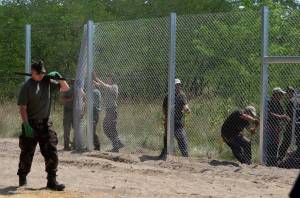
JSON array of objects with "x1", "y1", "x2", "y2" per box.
[{"x1": 0, "y1": 138, "x2": 298, "y2": 198}]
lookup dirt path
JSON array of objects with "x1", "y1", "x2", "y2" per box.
[{"x1": 0, "y1": 138, "x2": 298, "y2": 198}]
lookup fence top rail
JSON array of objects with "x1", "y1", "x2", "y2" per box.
[{"x1": 264, "y1": 56, "x2": 300, "y2": 64}]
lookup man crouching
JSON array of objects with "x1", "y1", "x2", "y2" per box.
[{"x1": 221, "y1": 106, "x2": 259, "y2": 164}]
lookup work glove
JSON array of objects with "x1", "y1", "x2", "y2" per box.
[
  {"x1": 48, "y1": 71, "x2": 63, "y2": 79},
  {"x1": 22, "y1": 122, "x2": 34, "y2": 138}
]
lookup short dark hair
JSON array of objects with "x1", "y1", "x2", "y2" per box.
[
  {"x1": 108, "y1": 73, "x2": 116, "y2": 82},
  {"x1": 31, "y1": 60, "x2": 46, "y2": 74}
]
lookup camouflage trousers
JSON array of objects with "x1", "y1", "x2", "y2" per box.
[{"x1": 17, "y1": 119, "x2": 58, "y2": 176}]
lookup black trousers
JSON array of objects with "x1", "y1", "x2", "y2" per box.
[
  {"x1": 18, "y1": 120, "x2": 58, "y2": 177},
  {"x1": 290, "y1": 173, "x2": 300, "y2": 198},
  {"x1": 222, "y1": 133, "x2": 252, "y2": 164}
]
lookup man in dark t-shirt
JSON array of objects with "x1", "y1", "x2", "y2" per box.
[
  {"x1": 17, "y1": 61, "x2": 69, "y2": 191},
  {"x1": 221, "y1": 106, "x2": 259, "y2": 164},
  {"x1": 159, "y1": 78, "x2": 191, "y2": 159}
]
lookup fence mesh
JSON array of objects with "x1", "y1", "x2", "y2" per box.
[
  {"x1": 74, "y1": 11, "x2": 265, "y2": 163},
  {"x1": 4, "y1": 8, "x2": 300, "y2": 169},
  {"x1": 0, "y1": 26, "x2": 24, "y2": 139},
  {"x1": 176, "y1": 11, "x2": 261, "y2": 161},
  {"x1": 91, "y1": 17, "x2": 170, "y2": 153}
]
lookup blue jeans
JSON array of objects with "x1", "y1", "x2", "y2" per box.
[{"x1": 161, "y1": 126, "x2": 189, "y2": 157}]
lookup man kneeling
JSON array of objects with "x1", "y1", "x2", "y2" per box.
[{"x1": 221, "y1": 106, "x2": 259, "y2": 164}]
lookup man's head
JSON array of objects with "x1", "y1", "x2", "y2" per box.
[
  {"x1": 107, "y1": 73, "x2": 115, "y2": 85},
  {"x1": 287, "y1": 86, "x2": 295, "y2": 99},
  {"x1": 244, "y1": 106, "x2": 257, "y2": 117},
  {"x1": 31, "y1": 61, "x2": 46, "y2": 81},
  {"x1": 175, "y1": 78, "x2": 182, "y2": 93},
  {"x1": 272, "y1": 87, "x2": 286, "y2": 100}
]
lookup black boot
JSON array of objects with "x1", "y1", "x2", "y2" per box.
[
  {"x1": 158, "y1": 148, "x2": 167, "y2": 160},
  {"x1": 47, "y1": 174, "x2": 65, "y2": 191},
  {"x1": 19, "y1": 175, "x2": 27, "y2": 187}
]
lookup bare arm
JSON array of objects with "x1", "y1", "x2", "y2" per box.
[
  {"x1": 93, "y1": 71, "x2": 112, "y2": 89},
  {"x1": 93, "y1": 79, "x2": 111, "y2": 89},
  {"x1": 19, "y1": 105, "x2": 28, "y2": 123},
  {"x1": 183, "y1": 104, "x2": 191, "y2": 113},
  {"x1": 240, "y1": 114, "x2": 259, "y2": 134},
  {"x1": 59, "y1": 80, "x2": 69, "y2": 92},
  {"x1": 270, "y1": 112, "x2": 290, "y2": 121}
]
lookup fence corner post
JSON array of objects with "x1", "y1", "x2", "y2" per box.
[
  {"x1": 25, "y1": 24, "x2": 31, "y2": 82},
  {"x1": 259, "y1": 6, "x2": 269, "y2": 165},
  {"x1": 167, "y1": 12, "x2": 177, "y2": 156},
  {"x1": 87, "y1": 20, "x2": 95, "y2": 151}
]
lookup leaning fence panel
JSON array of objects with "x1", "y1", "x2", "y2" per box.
[{"x1": 90, "y1": 17, "x2": 170, "y2": 154}]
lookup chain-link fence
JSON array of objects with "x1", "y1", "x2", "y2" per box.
[
  {"x1": 4, "y1": 7, "x2": 300, "y2": 169},
  {"x1": 0, "y1": 23, "x2": 83, "y2": 146},
  {"x1": 0, "y1": 26, "x2": 24, "y2": 138},
  {"x1": 75, "y1": 17, "x2": 170, "y2": 153},
  {"x1": 74, "y1": 11, "x2": 265, "y2": 163},
  {"x1": 176, "y1": 11, "x2": 261, "y2": 161}
]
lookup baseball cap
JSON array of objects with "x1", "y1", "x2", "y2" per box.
[
  {"x1": 272, "y1": 87, "x2": 286, "y2": 94},
  {"x1": 245, "y1": 106, "x2": 257, "y2": 117},
  {"x1": 175, "y1": 78, "x2": 181, "y2": 85},
  {"x1": 287, "y1": 86, "x2": 295, "y2": 93},
  {"x1": 31, "y1": 61, "x2": 46, "y2": 74}
]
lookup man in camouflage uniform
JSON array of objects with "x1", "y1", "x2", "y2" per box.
[{"x1": 17, "y1": 61, "x2": 69, "y2": 191}]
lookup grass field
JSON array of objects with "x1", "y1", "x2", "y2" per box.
[{"x1": 0, "y1": 96, "x2": 260, "y2": 162}]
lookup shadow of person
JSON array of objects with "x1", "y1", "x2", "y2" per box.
[
  {"x1": 0, "y1": 186, "x2": 48, "y2": 196},
  {"x1": 209, "y1": 159, "x2": 240, "y2": 167},
  {"x1": 139, "y1": 155, "x2": 163, "y2": 162},
  {"x1": 24, "y1": 187, "x2": 47, "y2": 191},
  {"x1": 0, "y1": 186, "x2": 18, "y2": 195}
]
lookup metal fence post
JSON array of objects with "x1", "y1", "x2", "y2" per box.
[
  {"x1": 167, "y1": 13, "x2": 177, "y2": 156},
  {"x1": 87, "y1": 20, "x2": 94, "y2": 151},
  {"x1": 25, "y1": 24, "x2": 31, "y2": 82},
  {"x1": 259, "y1": 6, "x2": 269, "y2": 165}
]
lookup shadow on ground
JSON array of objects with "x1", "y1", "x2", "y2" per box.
[
  {"x1": 0, "y1": 186, "x2": 18, "y2": 195},
  {"x1": 209, "y1": 159, "x2": 240, "y2": 167},
  {"x1": 139, "y1": 155, "x2": 164, "y2": 162}
]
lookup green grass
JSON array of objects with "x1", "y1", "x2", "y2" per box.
[{"x1": 0, "y1": 97, "x2": 260, "y2": 162}]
